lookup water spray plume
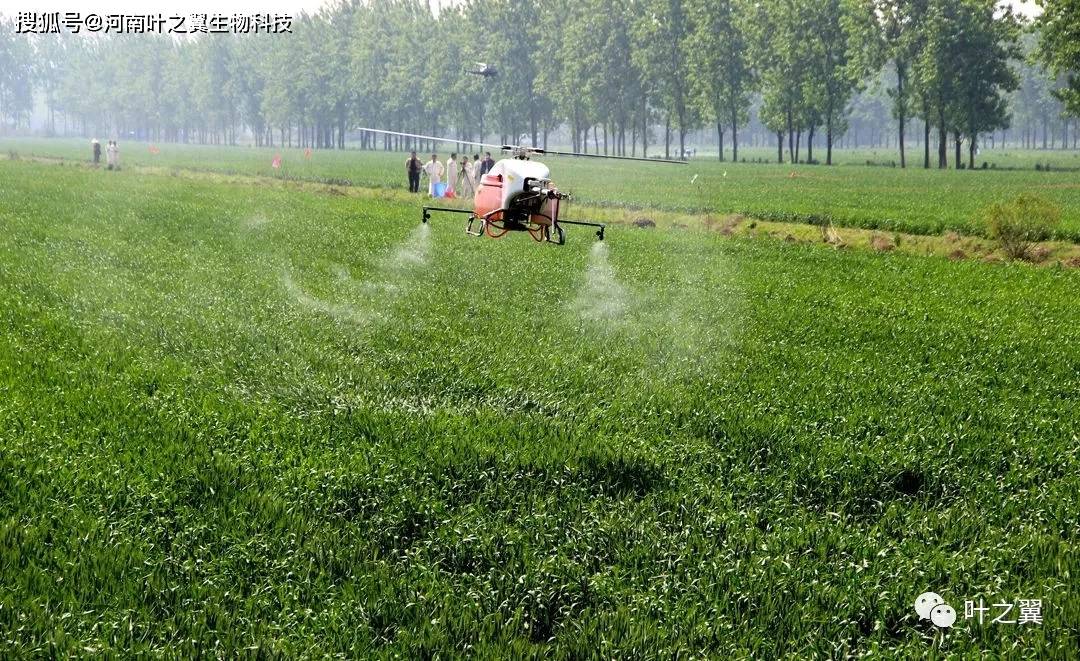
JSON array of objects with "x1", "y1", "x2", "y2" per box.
[
  {"x1": 573, "y1": 242, "x2": 630, "y2": 326},
  {"x1": 281, "y1": 223, "x2": 432, "y2": 325}
]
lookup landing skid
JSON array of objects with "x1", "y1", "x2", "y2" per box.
[{"x1": 421, "y1": 206, "x2": 605, "y2": 243}]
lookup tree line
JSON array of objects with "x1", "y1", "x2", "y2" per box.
[{"x1": 1, "y1": 0, "x2": 1077, "y2": 169}]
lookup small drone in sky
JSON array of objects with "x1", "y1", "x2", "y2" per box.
[{"x1": 465, "y1": 62, "x2": 498, "y2": 78}]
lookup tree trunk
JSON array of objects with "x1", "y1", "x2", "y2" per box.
[
  {"x1": 777, "y1": 131, "x2": 783, "y2": 163},
  {"x1": 896, "y1": 64, "x2": 906, "y2": 168},
  {"x1": 641, "y1": 96, "x2": 648, "y2": 157},
  {"x1": 642, "y1": 111, "x2": 648, "y2": 157},
  {"x1": 730, "y1": 104, "x2": 739, "y2": 162},
  {"x1": 717, "y1": 121, "x2": 724, "y2": 161},
  {"x1": 937, "y1": 108, "x2": 947, "y2": 169},
  {"x1": 954, "y1": 132, "x2": 962, "y2": 169},
  {"x1": 968, "y1": 133, "x2": 976, "y2": 170},
  {"x1": 664, "y1": 116, "x2": 671, "y2": 160},
  {"x1": 786, "y1": 109, "x2": 795, "y2": 163},
  {"x1": 807, "y1": 125, "x2": 814, "y2": 163}
]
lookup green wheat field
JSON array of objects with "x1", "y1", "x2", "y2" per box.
[{"x1": 0, "y1": 147, "x2": 1078, "y2": 657}]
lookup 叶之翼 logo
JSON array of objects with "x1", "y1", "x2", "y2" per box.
[
  {"x1": 915, "y1": 592, "x2": 957, "y2": 628},
  {"x1": 915, "y1": 591, "x2": 1043, "y2": 629}
]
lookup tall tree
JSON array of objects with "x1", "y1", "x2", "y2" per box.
[
  {"x1": 537, "y1": 0, "x2": 599, "y2": 152},
  {"x1": 595, "y1": 0, "x2": 644, "y2": 155},
  {"x1": 854, "y1": 0, "x2": 928, "y2": 167},
  {"x1": 1036, "y1": 0, "x2": 1080, "y2": 117},
  {"x1": 480, "y1": 0, "x2": 546, "y2": 146},
  {"x1": 688, "y1": 0, "x2": 755, "y2": 161},
  {"x1": 805, "y1": 0, "x2": 868, "y2": 164},
  {"x1": 950, "y1": 0, "x2": 1020, "y2": 168},
  {"x1": 0, "y1": 17, "x2": 34, "y2": 132},
  {"x1": 636, "y1": 0, "x2": 697, "y2": 159},
  {"x1": 753, "y1": 0, "x2": 815, "y2": 163},
  {"x1": 915, "y1": 0, "x2": 961, "y2": 168}
]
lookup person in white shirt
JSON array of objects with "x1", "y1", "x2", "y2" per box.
[
  {"x1": 422, "y1": 153, "x2": 444, "y2": 196},
  {"x1": 445, "y1": 152, "x2": 458, "y2": 195},
  {"x1": 458, "y1": 157, "x2": 475, "y2": 197},
  {"x1": 106, "y1": 141, "x2": 119, "y2": 170}
]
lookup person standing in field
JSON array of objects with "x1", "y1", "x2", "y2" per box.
[
  {"x1": 458, "y1": 156, "x2": 475, "y2": 197},
  {"x1": 445, "y1": 153, "x2": 458, "y2": 195},
  {"x1": 479, "y1": 151, "x2": 496, "y2": 176},
  {"x1": 422, "y1": 153, "x2": 444, "y2": 196},
  {"x1": 105, "y1": 141, "x2": 118, "y2": 170},
  {"x1": 92, "y1": 139, "x2": 101, "y2": 165},
  {"x1": 472, "y1": 154, "x2": 482, "y2": 186},
  {"x1": 405, "y1": 151, "x2": 422, "y2": 193}
]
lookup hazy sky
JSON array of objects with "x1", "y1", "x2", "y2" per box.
[{"x1": 0, "y1": 0, "x2": 1041, "y2": 17}]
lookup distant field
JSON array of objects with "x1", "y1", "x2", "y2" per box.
[
  {"x1": 693, "y1": 144, "x2": 1080, "y2": 170},
  {"x1": 1, "y1": 159, "x2": 1077, "y2": 655},
  {"x1": 4, "y1": 137, "x2": 1080, "y2": 241}
]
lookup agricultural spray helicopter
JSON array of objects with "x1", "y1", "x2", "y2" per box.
[{"x1": 358, "y1": 128, "x2": 685, "y2": 245}]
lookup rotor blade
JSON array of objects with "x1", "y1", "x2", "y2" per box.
[
  {"x1": 356, "y1": 128, "x2": 503, "y2": 151},
  {"x1": 358, "y1": 127, "x2": 687, "y2": 164},
  {"x1": 529, "y1": 148, "x2": 687, "y2": 165}
]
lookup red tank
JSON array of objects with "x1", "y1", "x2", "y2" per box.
[
  {"x1": 473, "y1": 172, "x2": 558, "y2": 226},
  {"x1": 474, "y1": 173, "x2": 503, "y2": 221}
]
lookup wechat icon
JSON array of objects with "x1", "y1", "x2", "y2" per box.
[{"x1": 915, "y1": 591, "x2": 956, "y2": 628}]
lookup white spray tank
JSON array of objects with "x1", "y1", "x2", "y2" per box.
[{"x1": 487, "y1": 158, "x2": 551, "y2": 208}]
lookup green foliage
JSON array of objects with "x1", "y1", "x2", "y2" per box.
[
  {"x1": 0, "y1": 0, "x2": 1058, "y2": 170},
  {"x1": 0, "y1": 16, "x2": 34, "y2": 129},
  {"x1": 0, "y1": 159, "x2": 1078, "y2": 655},
  {"x1": 1037, "y1": 0, "x2": 1080, "y2": 117},
  {"x1": 985, "y1": 193, "x2": 1063, "y2": 259}
]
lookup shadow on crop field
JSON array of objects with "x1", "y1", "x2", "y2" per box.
[{"x1": 579, "y1": 452, "x2": 668, "y2": 499}]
